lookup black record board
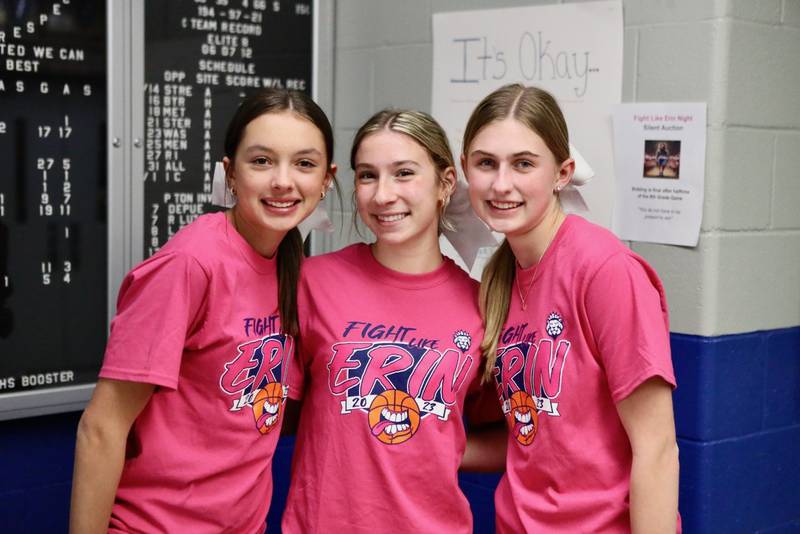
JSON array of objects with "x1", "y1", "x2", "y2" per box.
[
  {"x1": 144, "y1": 0, "x2": 313, "y2": 257},
  {"x1": 0, "y1": 1, "x2": 107, "y2": 395}
]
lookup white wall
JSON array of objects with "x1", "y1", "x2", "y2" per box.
[{"x1": 314, "y1": 0, "x2": 800, "y2": 337}]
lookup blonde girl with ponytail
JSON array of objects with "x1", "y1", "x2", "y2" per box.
[{"x1": 462, "y1": 84, "x2": 681, "y2": 533}]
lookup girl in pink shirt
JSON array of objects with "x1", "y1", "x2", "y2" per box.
[
  {"x1": 462, "y1": 84, "x2": 681, "y2": 533},
  {"x1": 69, "y1": 89, "x2": 337, "y2": 533},
  {"x1": 282, "y1": 110, "x2": 502, "y2": 533}
]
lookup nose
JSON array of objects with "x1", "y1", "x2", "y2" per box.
[
  {"x1": 270, "y1": 163, "x2": 294, "y2": 191},
  {"x1": 490, "y1": 164, "x2": 513, "y2": 195},
  {"x1": 372, "y1": 175, "x2": 397, "y2": 205}
]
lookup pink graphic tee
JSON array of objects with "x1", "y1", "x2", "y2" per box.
[
  {"x1": 100, "y1": 212, "x2": 292, "y2": 534},
  {"x1": 282, "y1": 243, "x2": 490, "y2": 534},
  {"x1": 492, "y1": 215, "x2": 680, "y2": 533}
]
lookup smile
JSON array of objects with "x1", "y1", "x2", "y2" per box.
[
  {"x1": 488, "y1": 200, "x2": 523, "y2": 210},
  {"x1": 263, "y1": 199, "x2": 300, "y2": 208},
  {"x1": 374, "y1": 213, "x2": 408, "y2": 223}
]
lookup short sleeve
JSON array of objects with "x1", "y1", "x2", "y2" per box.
[
  {"x1": 99, "y1": 252, "x2": 209, "y2": 389},
  {"x1": 584, "y1": 252, "x2": 676, "y2": 403}
]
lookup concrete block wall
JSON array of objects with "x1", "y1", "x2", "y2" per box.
[
  {"x1": 632, "y1": 3, "x2": 800, "y2": 531},
  {"x1": 628, "y1": 0, "x2": 800, "y2": 336},
  {"x1": 313, "y1": 1, "x2": 800, "y2": 533},
  {"x1": 318, "y1": 0, "x2": 800, "y2": 337}
]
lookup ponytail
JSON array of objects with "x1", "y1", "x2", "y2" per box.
[
  {"x1": 276, "y1": 227, "x2": 303, "y2": 337},
  {"x1": 479, "y1": 240, "x2": 516, "y2": 382}
]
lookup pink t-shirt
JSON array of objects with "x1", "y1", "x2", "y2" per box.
[
  {"x1": 100, "y1": 212, "x2": 293, "y2": 533},
  {"x1": 493, "y1": 215, "x2": 679, "y2": 533},
  {"x1": 282, "y1": 243, "x2": 488, "y2": 534}
]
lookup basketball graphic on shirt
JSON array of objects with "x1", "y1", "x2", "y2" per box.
[
  {"x1": 252, "y1": 381, "x2": 284, "y2": 434},
  {"x1": 509, "y1": 390, "x2": 538, "y2": 446},
  {"x1": 367, "y1": 389, "x2": 421, "y2": 445}
]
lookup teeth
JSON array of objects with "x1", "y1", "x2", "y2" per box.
[
  {"x1": 377, "y1": 213, "x2": 406, "y2": 222},
  {"x1": 266, "y1": 200, "x2": 296, "y2": 208},
  {"x1": 381, "y1": 408, "x2": 408, "y2": 422},
  {"x1": 490, "y1": 201, "x2": 522, "y2": 210},
  {"x1": 265, "y1": 401, "x2": 279, "y2": 415},
  {"x1": 265, "y1": 415, "x2": 277, "y2": 426},
  {"x1": 384, "y1": 423, "x2": 410, "y2": 435},
  {"x1": 519, "y1": 424, "x2": 533, "y2": 436},
  {"x1": 514, "y1": 410, "x2": 531, "y2": 424}
]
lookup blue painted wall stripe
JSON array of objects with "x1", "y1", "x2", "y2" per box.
[{"x1": 672, "y1": 326, "x2": 800, "y2": 534}]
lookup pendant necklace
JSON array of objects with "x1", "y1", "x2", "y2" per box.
[
  {"x1": 515, "y1": 267, "x2": 536, "y2": 311},
  {"x1": 514, "y1": 212, "x2": 565, "y2": 311}
]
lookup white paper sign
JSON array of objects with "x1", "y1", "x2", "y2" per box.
[
  {"x1": 611, "y1": 103, "x2": 707, "y2": 246},
  {"x1": 432, "y1": 1, "x2": 623, "y2": 230}
]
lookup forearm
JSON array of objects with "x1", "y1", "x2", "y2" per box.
[
  {"x1": 629, "y1": 441, "x2": 679, "y2": 533},
  {"x1": 461, "y1": 422, "x2": 508, "y2": 472},
  {"x1": 69, "y1": 416, "x2": 127, "y2": 534}
]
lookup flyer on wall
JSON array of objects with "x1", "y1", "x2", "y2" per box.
[
  {"x1": 612, "y1": 103, "x2": 707, "y2": 247},
  {"x1": 431, "y1": 0, "x2": 623, "y2": 276}
]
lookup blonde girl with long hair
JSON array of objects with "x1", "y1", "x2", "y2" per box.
[
  {"x1": 462, "y1": 84, "x2": 680, "y2": 533},
  {"x1": 281, "y1": 109, "x2": 501, "y2": 533}
]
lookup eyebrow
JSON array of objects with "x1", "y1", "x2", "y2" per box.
[
  {"x1": 243, "y1": 145, "x2": 323, "y2": 158},
  {"x1": 295, "y1": 148, "x2": 324, "y2": 158},
  {"x1": 243, "y1": 144, "x2": 272, "y2": 154},
  {"x1": 354, "y1": 160, "x2": 421, "y2": 170},
  {"x1": 391, "y1": 160, "x2": 421, "y2": 167},
  {"x1": 469, "y1": 149, "x2": 540, "y2": 158}
]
